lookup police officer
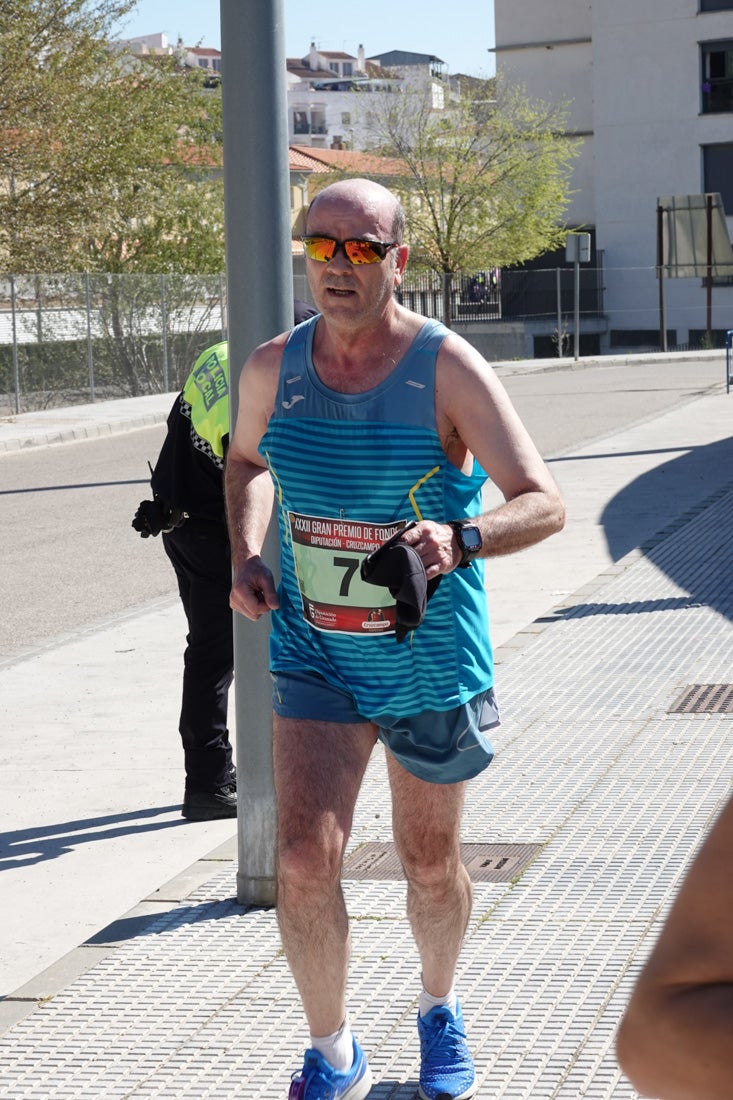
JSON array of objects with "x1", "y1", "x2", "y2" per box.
[{"x1": 133, "y1": 301, "x2": 317, "y2": 820}]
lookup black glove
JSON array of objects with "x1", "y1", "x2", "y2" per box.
[
  {"x1": 361, "y1": 525, "x2": 441, "y2": 643},
  {"x1": 132, "y1": 498, "x2": 185, "y2": 538}
]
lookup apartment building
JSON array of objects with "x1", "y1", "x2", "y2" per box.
[
  {"x1": 286, "y1": 44, "x2": 447, "y2": 150},
  {"x1": 121, "y1": 32, "x2": 221, "y2": 78},
  {"x1": 494, "y1": 0, "x2": 733, "y2": 351},
  {"x1": 121, "y1": 34, "x2": 452, "y2": 153}
]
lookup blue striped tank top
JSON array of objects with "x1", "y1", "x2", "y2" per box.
[{"x1": 259, "y1": 314, "x2": 494, "y2": 721}]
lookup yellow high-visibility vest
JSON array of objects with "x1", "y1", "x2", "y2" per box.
[{"x1": 181, "y1": 341, "x2": 229, "y2": 468}]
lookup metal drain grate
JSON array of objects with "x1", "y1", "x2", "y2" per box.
[
  {"x1": 669, "y1": 684, "x2": 733, "y2": 714},
  {"x1": 342, "y1": 842, "x2": 542, "y2": 883}
]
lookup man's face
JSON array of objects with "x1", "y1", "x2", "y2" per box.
[{"x1": 304, "y1": 190, "x2": 407, "y2": 325}]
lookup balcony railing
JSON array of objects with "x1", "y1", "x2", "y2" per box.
[{"x1": 702, "y1": 76, "x2": 733, "y2": 113}]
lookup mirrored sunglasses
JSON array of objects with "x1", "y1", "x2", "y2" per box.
[{"x1": 301, "y1": 235, "x2": 398, "y2": 265}]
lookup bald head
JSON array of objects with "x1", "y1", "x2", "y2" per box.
[{"x1": 307, "y1": 179, "x2": 405, "y2": 243}]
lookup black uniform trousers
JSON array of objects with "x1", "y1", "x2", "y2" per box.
[{"x1": 162, "y1": 519, "x2": 234, "y2": 793}]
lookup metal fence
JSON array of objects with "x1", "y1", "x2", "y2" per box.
[
  {"x1": 399, "y1": 264, "x2": 733, "y2": 358},
  {"x1": 0, "y1": 274, "x2": 227, "y2": 416},
  {"x1": 2, "y1": 266, "x2": 730, "y2": 415},
  {"x1": 396, "y1": 265, "x2": 604, "y2": 325}
]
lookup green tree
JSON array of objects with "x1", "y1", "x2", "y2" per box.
[
  {"x1": 0, "y1": 0, "x2": 224, "y2": 274},
  {"x1": 357, "y1": 78, "x2": 579, "y2": 326}
]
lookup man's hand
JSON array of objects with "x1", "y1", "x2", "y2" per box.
[
  {"x1": 397, "y1": 521, "x2": 461, "y2": 579},
  {"x1": 229, "y1": 556, "x2": 280, "y2": 621}
]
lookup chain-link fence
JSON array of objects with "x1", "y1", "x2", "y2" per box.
[
  {"x1": 2, "y1": 266, "x2": 730, "y2": 414},
  {"x1": 0, "y1": 274, "x2": 227, "y2": 416}
]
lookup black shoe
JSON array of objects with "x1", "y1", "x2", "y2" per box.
[{"x1": 182, "y1": 782, "x2": 237, "y2": 821}]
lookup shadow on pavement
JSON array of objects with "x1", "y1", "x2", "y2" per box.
[
  {"x1": 86, "y1": 897, "x2": 249, "y2": 946},
  {"x1": 600, "y1": 437, "x2": 733, "y2": 623},
  {"x1": 0, "y1": 806, "x2": 184, "y2": 870},
  {"x1": 365, "y1": 1080, "x2": 419, "y2": 1099},
  {"x1": 560, "y1": 596, "x2": 703, "y2": 618},
  {"x1": 601, "y1": 437, "x2": 733, "y2": 561},
  {"x1": 0, "y1": 478, "x2": 149, "y2": 496}
]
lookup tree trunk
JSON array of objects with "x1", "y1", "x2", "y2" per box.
[{"x1": 441, "y1": 271, "x2": 453, "y2": 329}]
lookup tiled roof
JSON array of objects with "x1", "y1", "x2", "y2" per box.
[
  {"x1": 289, "y1": 147, "x2": 334, "y2": 172},
  {"x1": 286, "y1": 60, "x2": 338, "y2": 79},
  {"x1": 164, "y1": 146, "x2": 402, "y2": 176},
  {"x1": 289, "y1": 146, "x2": 406, "y2": 177}
]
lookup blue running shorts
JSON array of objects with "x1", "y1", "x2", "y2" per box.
[{"x1": 271, "y1": 667, "x2": 499, "y2": 784}]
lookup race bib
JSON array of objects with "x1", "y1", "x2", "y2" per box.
[{"x1": 288, "y1": 511, "x2": 409, "y2": 635}]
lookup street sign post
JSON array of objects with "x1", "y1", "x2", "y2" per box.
[{"x1": 566, "y1": 233, "x2": 591, "y2": 360}]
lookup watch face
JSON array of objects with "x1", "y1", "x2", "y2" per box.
[{"x1": 460, "y1": 525, "x2": 482, "y2": 552}]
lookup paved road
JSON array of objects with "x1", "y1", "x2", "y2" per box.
[
  {"x1": 496, "y1": 356, "x2": 726, "y2": 456},
  {"x1": 1, "y1": 355, "x2": 725, "y2": 664},
  {"x1": 0, "y1": 425, "x2": 174, "y2": 662},
  {"x1": 1, "y1": 351, "x2": 731, "y2": 999},
  {"x1": 487, "y1": 356, "x2": 732, "y2": 642}
]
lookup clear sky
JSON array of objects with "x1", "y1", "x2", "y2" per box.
[{"x1": 115, "y1": 0, "x2": 496, "y2": 78}]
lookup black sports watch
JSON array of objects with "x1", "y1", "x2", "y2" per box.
[{"x1": 448, "y1": 520, "x2": 483, "y2": 568}]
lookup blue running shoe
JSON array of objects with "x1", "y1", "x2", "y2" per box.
[
  {"x1": 288, "y1": 1037, "x2": 372, "y2": 1099},
  {"x1": 417, "y1": 1003, "x2": 477, "y2": 1100}
]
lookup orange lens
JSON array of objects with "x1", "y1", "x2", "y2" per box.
[
  {"x1": 302, "y1": 237, "x2": 337, "y2": 262},
  {"x1": 302, "y1": 237, "x2": 393, "y2": 264},
  {"x1": 343, "y1": 240, "x2": 383, "y2": 264}
]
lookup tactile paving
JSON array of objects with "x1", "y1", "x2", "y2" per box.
[{"x1": 1, "y1": 488, "x2": 731, "y2": 1098}]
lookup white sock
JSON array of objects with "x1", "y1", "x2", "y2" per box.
[
  {"x1": 311, "y1": 1017, "x2": 354, "y2": 1073},
  {"x1": 419, "y1": 984, "x2": 458, "y2": 1018}
]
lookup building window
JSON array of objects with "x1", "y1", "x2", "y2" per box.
[
  {"x1": 702, "y1": 142, "x2": 733, "y2": 211},
  {"x1": 701, "y1": 41, "x2": 733, "y2": 112},
  {"x1": 311, "y1": 110, "x2": 327, "y2": 135},
  {"x1": 343, "y1": 62, "x2": 353, "y2": 76},
  {"x1": 341, "y1": 112, "x2": 351, "y2": 125},
  {"x1": 689, "y1": 329, "x2": 732, "y2": 344},
  {"x1": 610, "y1": 329, "x2": 676, "y2": 349},
  {"x1": 293, "y1": 110, "x2": 310, "y2": 135},
  {"x1": 700, "y1": 0, "x2": 733, "y2": 10}
]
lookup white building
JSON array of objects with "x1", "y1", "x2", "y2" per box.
[
  {"x1": 118, "y1": 33, "x2": 221, "y2": 79},
  {"x1": 494, "y1": 0, "x2": 733, "y2": 351},
  {"x1": 120, "y1": 31, "x2": 171, "y2": 53},
  {"x1": 286, "y1": 44, "x2": 447, "y2": 150},
  {"x1": 286, "y1": 44, "x2": 402, "y2": 149}
]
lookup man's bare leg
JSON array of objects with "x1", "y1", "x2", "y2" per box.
[
  {"x1": 386, "y1": 753, "x2": 471, "y2": 996},
  {"x1": 273, "y1": 715, "x2": 377, "y2": 1037}
]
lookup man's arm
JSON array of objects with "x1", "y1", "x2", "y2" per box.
[
  {"x1": 616, "y1": 793, "x2": 733, "y2": 1100},
  {"x1": 401, "y1": 334, "x2": 565, "y2": 577},
  {"x1": 224, "y1": 340, "x2": 283, "y2": 621}
]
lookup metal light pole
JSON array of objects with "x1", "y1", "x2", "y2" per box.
[{"x1": 220, "y1": 0, "x2": 293, "y2": 906}]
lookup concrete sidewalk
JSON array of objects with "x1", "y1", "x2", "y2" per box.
[
  {"x1": 1, "y1": 358, "x2": 732, "y2": 1098},
  {"x1": 0, "y1": 391, "x2": 176, "y2": 453},
  {"x1": 0, "y1": 347, "x2": 726, "y2": 455}
]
